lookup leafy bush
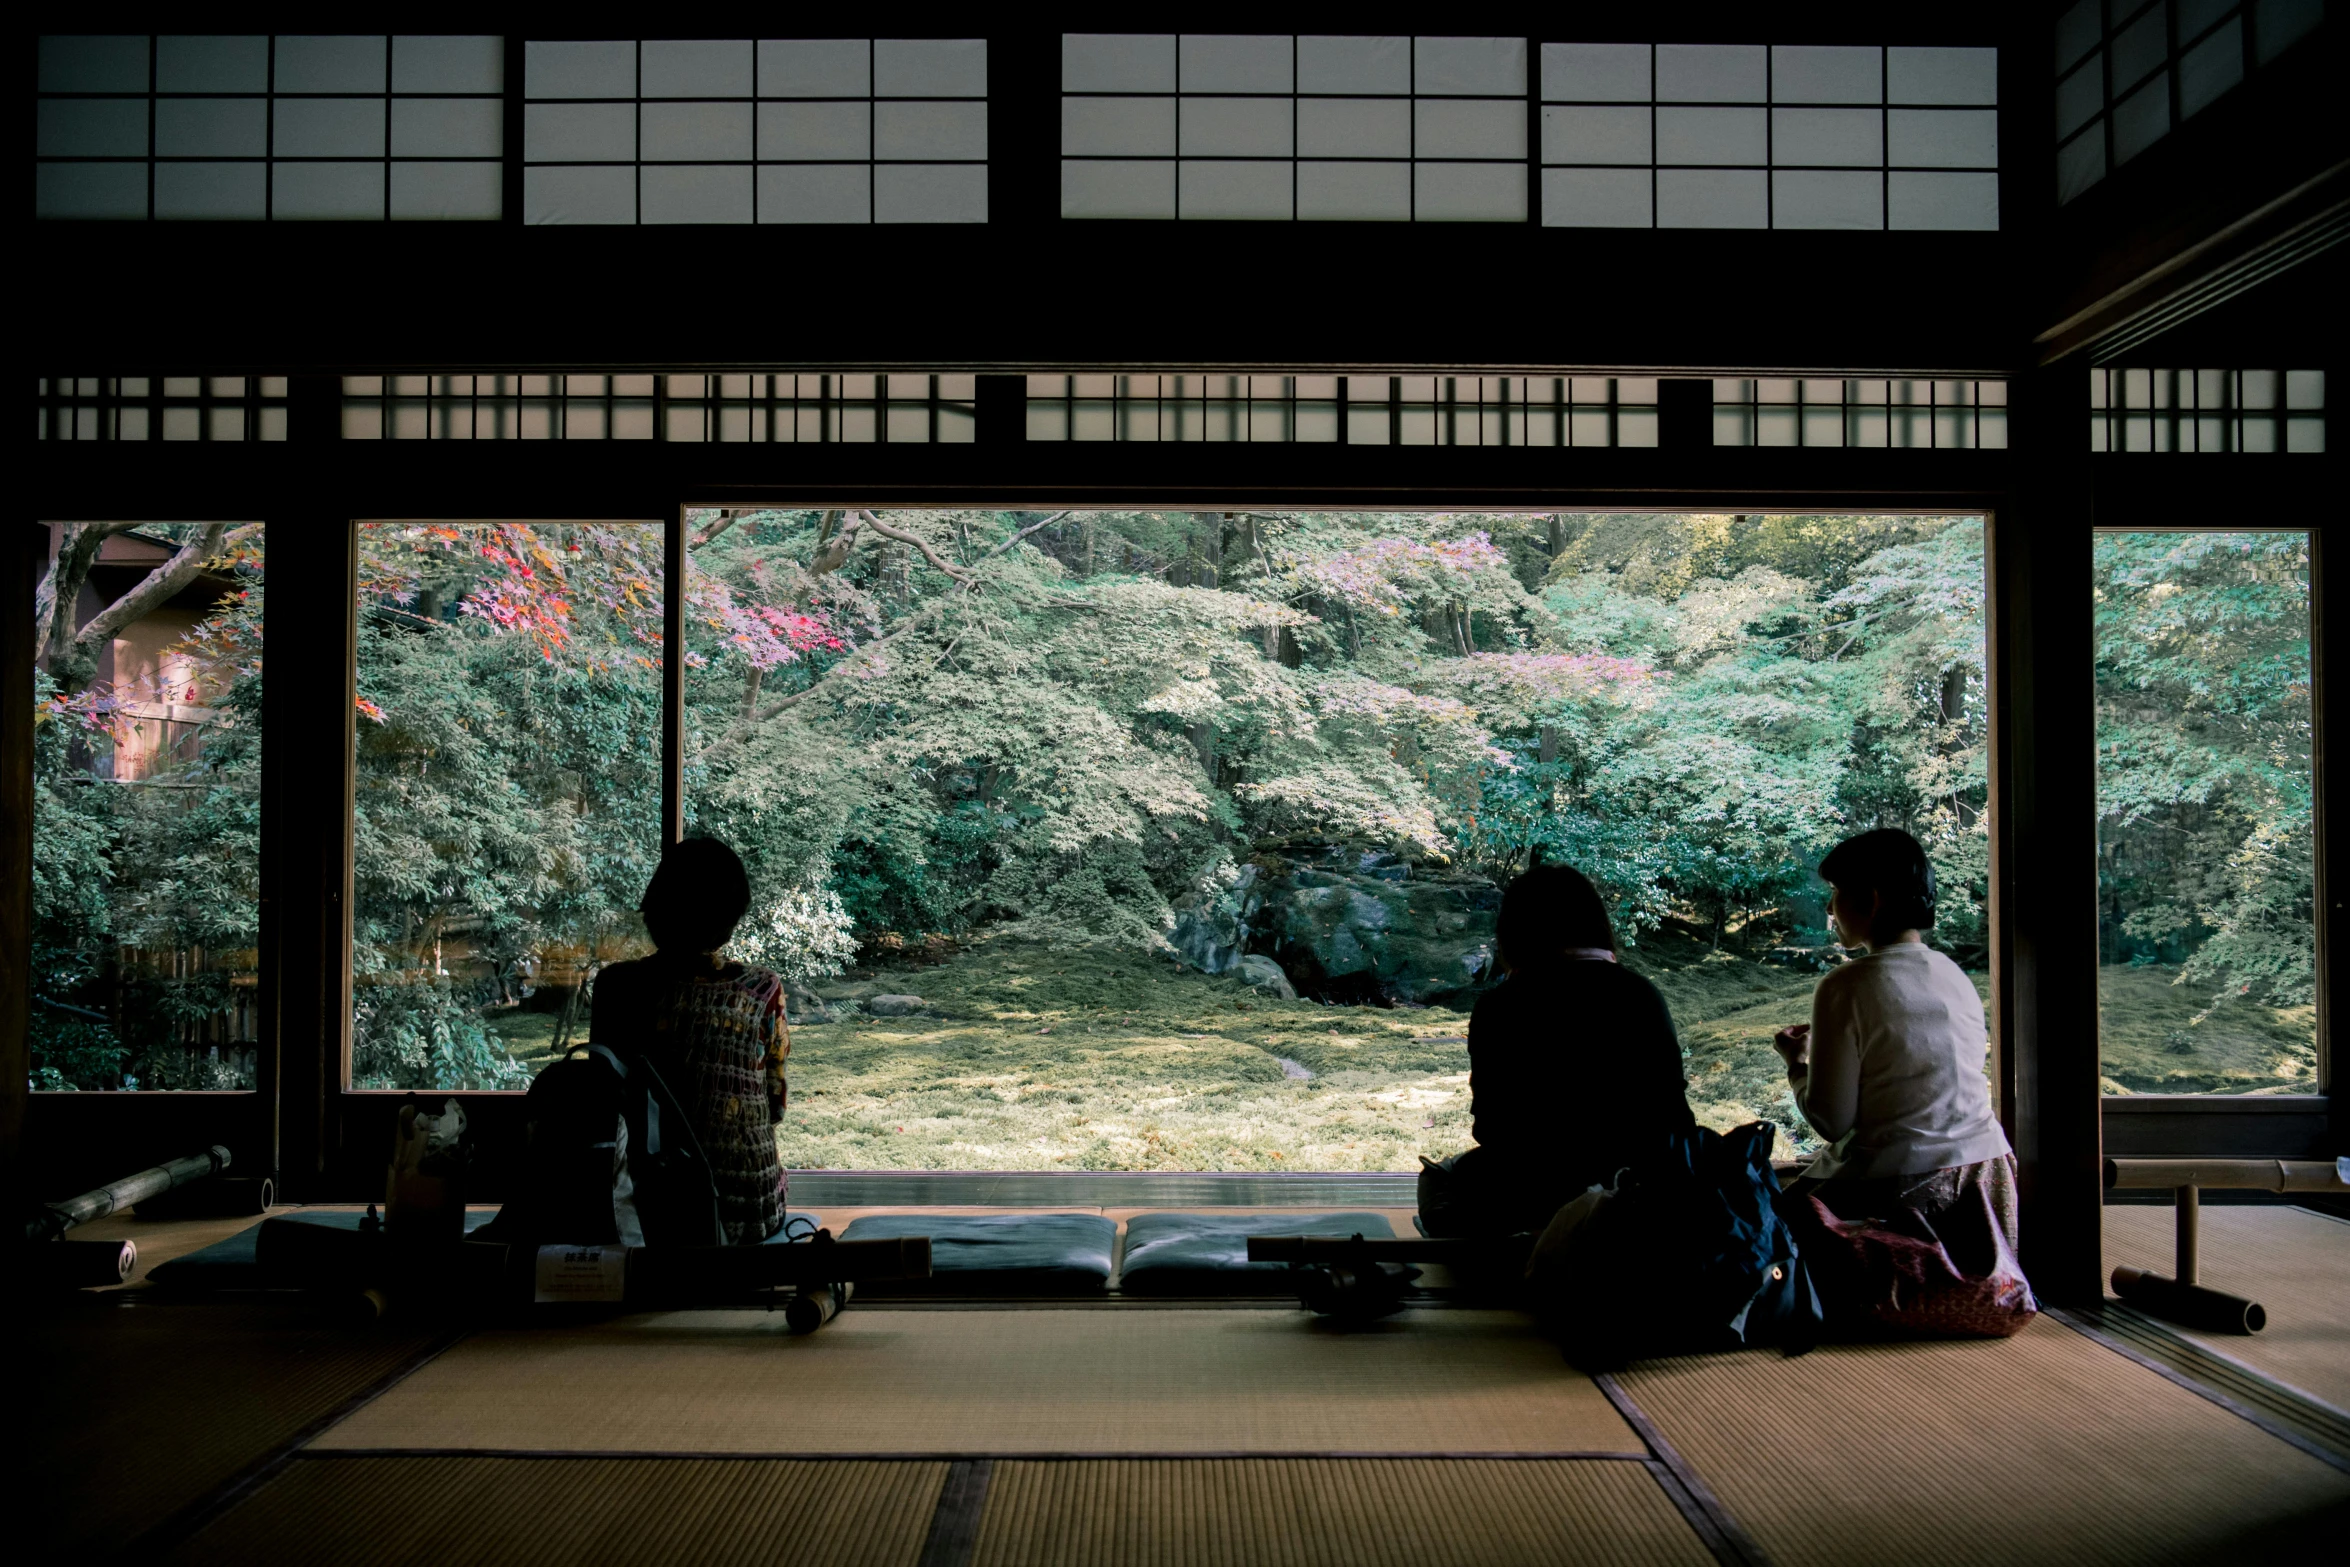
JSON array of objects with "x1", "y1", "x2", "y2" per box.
[
  {"x1": 731, "y1": 882, "x2": 860, "y2": 984},
  {"x1": 353, "y1": 980, "x2": 532, "y2": 1091}
]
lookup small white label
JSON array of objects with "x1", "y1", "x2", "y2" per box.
[{"x1": 534, "y1": 1244, "x2": 630, "y2": 1303}]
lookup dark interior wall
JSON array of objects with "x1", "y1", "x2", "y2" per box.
[{"x1": 28, "y1": 3, "x2": 2031, "y2": 376}]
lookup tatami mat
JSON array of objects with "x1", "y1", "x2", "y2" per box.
[
  {"x1": 1614, "y1": 1314, "x2": 2350, "y2": 1567},
  {"x1": 2103, "y1": 1204, "x2": 2350, "y2": 1410},
  {"x1": 316, "y1": 1308, "x2": 1640, "y2": 1456},
  {"x1": 26, "y1": 1301, "x2": 444, "y2": 1559},
  {"x1": 162, "y1": 1455, "x2": 945, "y2": 1567},
  {"x1": 971, "y1": 1459, "x2": 1714, "y2": 1567}
]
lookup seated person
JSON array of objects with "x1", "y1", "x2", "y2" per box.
[
  {"x1": 592, "y1": 837, "x2": 791, "y2": 1245},
  {"x1": 1419, "y1": 861, "x2": 1695, "y2": 1237},
  {"x1": 1772, "y1": 829, "x2": 2029, "y2": 1327}
]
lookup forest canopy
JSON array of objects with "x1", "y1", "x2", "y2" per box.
[
  {"x1": 30, "y1": 511, "x2": 2312, "y2": 1113},
  {"x1": 678, "y1": 509, "x2": 1991, "y2": 970}
]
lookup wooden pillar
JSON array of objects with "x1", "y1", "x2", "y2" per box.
[
  {"x1": 1989, "y1": 363, "x2": 2104, "y2": 1305},
  {"x1": 1, "y1": 521, "x2": 46, "y2": 1178},
  {"x1": 262, "y1": 417, "x2": 356, "y2": 1196},
  {"x1": 663, "y1": 508, "x2": 686, "y2": 846},
  {"x1": 2315, "y1": 334, "x2": 2350, "y2": 1162}
]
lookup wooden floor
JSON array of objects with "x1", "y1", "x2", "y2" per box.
[{"x1": 28, "y1": 1204, "x2": 2350, "y2": 1566}]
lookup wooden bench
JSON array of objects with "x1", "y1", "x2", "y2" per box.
[{"x1": 2102, "y1": 1157, "x2": 2348, "y2": 1331}]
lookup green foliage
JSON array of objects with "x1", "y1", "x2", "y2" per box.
[
  {"x1": 31, "y1": 559, "x2": 264, "y2": 1091},
  {"x1": 672, "y1": 509, "x2": 1991, "y2": 966},
  {"x1": 352, "y1": 979, "x2": 533, "y2": 1091},
  {"x1": 34, "y1": 508, "x2": 2014, "y2": 1114},
  {"x1": 2095, "y1": 532, "x2": 2315, "y2": 1017}
]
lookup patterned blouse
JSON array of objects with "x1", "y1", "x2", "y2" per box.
[{"x1": 591, "y1": 953, "x2": 790, "y2": 1244}]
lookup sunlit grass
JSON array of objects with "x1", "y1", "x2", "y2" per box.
[
  {"x1": 2095, "y1": 963, "x2": 2317, "y2": 1094},
  {"x1": 776, "y1": 930, "x2": 1841, "y2": 1171}
]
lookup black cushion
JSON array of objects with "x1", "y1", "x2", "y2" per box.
[
  {"x1": 146, "y1": 1208, "x2": 822, "y2": 1290},
  {"x1": 1117, "y1": 1211, "x2": 1399, "y2": 1295},
  {"x1": 145, "y1": 1208, "x2": 493, "y2": 1290},
  {"x1": 836, "y1": 1212, "x2": 1116, "y2": 1294}
]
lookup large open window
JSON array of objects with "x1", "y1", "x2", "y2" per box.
[
  {"x1": 2094, "y1": 528, "x2": 2319, "y2": 1095},
  {"x1": 658, "y1": 508, "x2": 1990, "y2": 1170},
  {"x1": 29, "y1": 521, "x2": 264, "y2": 1092},
  {"x1": 349, "y1": 521, "x2": 665, "y2": 1090}
]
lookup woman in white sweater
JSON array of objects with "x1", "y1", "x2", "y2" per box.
[{"x1": 1772, "y1": 829, "x2": 2033, "y2": 1332}]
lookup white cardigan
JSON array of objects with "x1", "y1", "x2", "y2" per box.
[{"x1": 1793, "y1": 942, "x2": 2011, "y2": 1180}]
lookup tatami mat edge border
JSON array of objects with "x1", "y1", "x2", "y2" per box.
[
  {"x1": 1595, "y1": 1372, "x2": 1776, "y2": 1567},
  {"x1": 2087, "y1": 1301, "x2": 2350, "y2": 1427},
  {"x1": 298, "y1": 1446, "x2": 1667, "y2": 1463},
  {"x1": 118, "y1": 1329, "x2": 470, "y2": 1559},
  {"x1": 2047, "y1": 1307, "x2": 2350, "y2": 1473},
  {"x1": 917, "y1": 1459, "x2": 991, "y2": 1567}
]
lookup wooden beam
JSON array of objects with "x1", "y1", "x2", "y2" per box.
[{"x1": 1, "y1": 521, "x2": 44, "y2": 1178}]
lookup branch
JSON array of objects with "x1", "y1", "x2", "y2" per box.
[
  {"x1": 806, "y1": 509, "x2": 862, "y2": 578},
  {"x1": 692, "y1": 512, "x2": 740, "y2": 549},
  {"x1": 984, "y1": 511, "x2": 1072, "y2": 560},
  {"x1": 33, "y1": 520, "x2": 142, "y2": 667},
  {"x1": 857, "y1": 510, "x2": 974, "y2": 585},
  {"x1": 72, "y1": 522, "x2": 260, "y2": 658}
]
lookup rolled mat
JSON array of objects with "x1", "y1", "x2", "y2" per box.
[
  {"x1": 1118, "y1": 1212, "x2": 1398, "y2": 1295},
  {"x1": 837, "y1": 1213, "x2": 1116, "y2": 1294}
]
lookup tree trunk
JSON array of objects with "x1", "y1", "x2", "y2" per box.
[
  {"x1": 34, "y1": 521, "x2": 138, "y2": 674},
  {"x1": 36, "y1": 521, "x2": 247, "y2": 693}
]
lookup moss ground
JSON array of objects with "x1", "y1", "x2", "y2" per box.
[
  {"x1": 486, "y1": 934, "x2": 2309, "y2": 1171},
  {"x1": 774, "y1": 928, "x2": 1839, "y2": 1172},
  {"x1": 2093, "y1": 963, "x2": 2315, "y2": 1094}
]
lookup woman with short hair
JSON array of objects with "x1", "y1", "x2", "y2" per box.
[
  {"x1": 1773, "y1": 828, "x2": 2032, "y2": 1331},
  {"x1": 1419, "y1": 861, "x2": 1694, "y2": 1238},
  {"x1": 591, "y1": 837, "x2": 791, "y2": 1244}
]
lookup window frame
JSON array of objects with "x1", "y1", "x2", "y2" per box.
[
  {"x1": 15, "y1": 381, "x2": 2330, "y2": 1222},
  {"x1": 2088, "y1": 519, "x2": 2335, "y2": 1154}
]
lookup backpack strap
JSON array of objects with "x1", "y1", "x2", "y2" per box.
[{"x1": 583, "y1": 1042, "x2": 673, "y2": 1160}]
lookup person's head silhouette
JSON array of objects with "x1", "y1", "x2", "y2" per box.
[
  {"x1": 1495, "y1": 857, "x2": 1618, "y2": 974},
  {"x1": 639, "y1": 837, "x2": 752, "y2": 956}
]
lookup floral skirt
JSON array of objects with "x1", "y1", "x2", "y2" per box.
[{"x1": 1783, "y1": 1154, "x2": 2037, "y2": 1339}]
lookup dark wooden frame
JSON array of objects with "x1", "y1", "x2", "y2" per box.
[{"x1": 14, "y1": 8, "x2": 2347, "y2": 1308}]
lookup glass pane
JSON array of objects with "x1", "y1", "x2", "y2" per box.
[
  {"x1": 351, "y1": 522, "x2": 665, "y2": 1089},
  {"x1": 683, "y1": 509, "x2": 1989, "y2": 1170},
  {"x1": 33, "y1": 522, "x2": 265, "y2": 1090},
  {"x1": 2095, "y1": 532, "x2": 2317, "y2": 1094}
]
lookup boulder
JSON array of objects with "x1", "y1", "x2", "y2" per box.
[
  {"x1": 1265, "y1": 850, "x2": 1498, "y2": 1007},
  {"x1": 784, "y1": 982, "x2": 837, "y2": 1025},
  {"x1": 1172, "y1": 847, "x2": 1498, "y2": 1007},
  {"x1": 1235, "y1": 954, "x2": 1297, "y2": 1000},
  {"x1": 864, "y1": 993, "x2": 931, "y2": 1018},
  {"x1": 1168, "y1": 864, "x2": 1264, "y2": 976}
]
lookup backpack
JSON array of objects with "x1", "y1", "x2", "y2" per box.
[
  {"x1": 482, "y1": 1044, "x2": 726, "y2": 1250},
  {"x1": 1527, "y1": 1121, "x2": 1822, "y2": 1367}
]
